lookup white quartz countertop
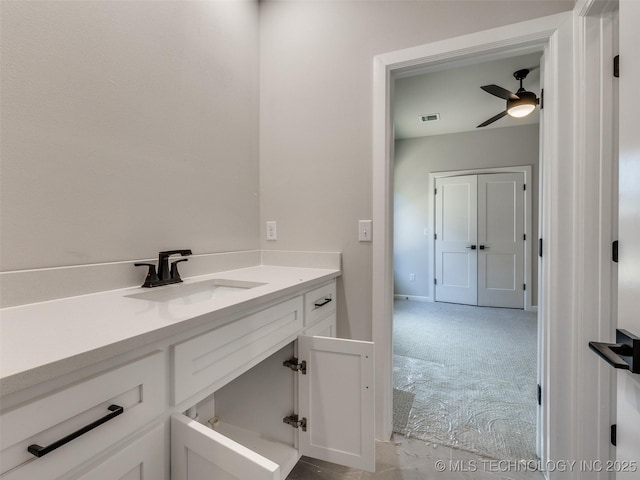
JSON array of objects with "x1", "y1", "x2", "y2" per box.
[{"x1": 0, "y1": 265, "x2": 340, "y2": 395}]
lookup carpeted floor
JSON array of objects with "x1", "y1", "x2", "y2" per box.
[{"x1": 393, "y1": 299, "x2": 538, "y2": 461}]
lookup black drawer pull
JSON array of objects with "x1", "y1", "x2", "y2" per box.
[
  {"x1": 28, "y1": 404, "x2": 124, "y2": 458},
  {"x1": 314, "y1": 297, "x2": 332, "y2": 308}
]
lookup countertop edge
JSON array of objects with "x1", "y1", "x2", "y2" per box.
[{"x1": 1, "y1": 268, "x2": 340, "y2": 397}]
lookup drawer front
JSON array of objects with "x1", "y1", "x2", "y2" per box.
[
  {"x1": 304, "y1": 282, "x2": 336, "y2": 327},
  {"x1": 0, "y1": 352, "x2": 165, "y2": 479},
  {"x1": 72, "y1": 423, "x2": 165, "y2": 480},
  {"x1": 172, "y1": 297, "x2": 303, "y2": 405},
  {"x1": 303, "y1": 313, "x2": 336, "y2": 338}
]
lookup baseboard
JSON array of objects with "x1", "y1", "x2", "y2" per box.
[{"x1": 394, "y1": 294, "x2": 433, "y2": 302}]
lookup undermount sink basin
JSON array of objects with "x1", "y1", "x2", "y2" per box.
[{"x1": 126, "y1": 279, "x2": 265, "y2": 305}]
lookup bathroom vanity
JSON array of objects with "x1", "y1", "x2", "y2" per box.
[{"x1": 0, "y1": 265, "x2": 375, "y2": 480}]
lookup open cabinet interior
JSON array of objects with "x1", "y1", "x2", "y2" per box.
[
  {"x1": 171, "y1": 309, "x2": 375, "y2": 480},
  {"x1": 194, "y1": 343, "x2": 299, "y2": 479}
]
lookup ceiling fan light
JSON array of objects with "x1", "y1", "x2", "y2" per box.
[
  {"x1": 508, "y1": 103, "x2": 536, "y2": 118},
  {"x1": 506, "y1": 90, "x2": 537, "y2": 118}
]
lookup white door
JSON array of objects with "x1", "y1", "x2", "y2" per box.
[
  {"x1": 435, "y1": 175, "x2": 478, "y2": 305},
  {"x1": 297, "y1": 335, "x2": 375, "y2": 472},
  {"x1": 616, "y1": 0, "x2": 640, "y2": 473},
  {"x1": 477, "y1": 173, "x2": 525, "y2": 308},
  {"x1": 435, "y1": 173, "x2": 525, "y2": 308}
]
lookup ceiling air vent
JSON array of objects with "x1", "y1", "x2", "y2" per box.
[{"x1": 420, "y1": 113, "x2": 440, "y2": 122}]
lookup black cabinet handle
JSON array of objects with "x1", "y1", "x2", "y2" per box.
[
  {"x1": 28, "y1": 404, "x2": 124, "y2": 458},
  {"x1": 314, "y1": 297, "x2": 332, "y2": 308},
  {"x1": 465, "y1": 245, "x2": 477, "y2": 250},
  {"x1": 479, "y1": 245, "x2": 489, "y2": 250}
]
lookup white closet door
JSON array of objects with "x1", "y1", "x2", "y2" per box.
[
  {"x1": 477, "y1": 173, "x2": 525, "y2": 308},
  {"x1": 435, "y1": 175, "x2": 478, "y2": 306}
]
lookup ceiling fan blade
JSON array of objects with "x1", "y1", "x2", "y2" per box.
[
  {"x1": 481, "y1": 84, "x2": 519, "y2": 100},
  {"x1": 476, "y1": 110, "x2": 508, "y2": 128}
]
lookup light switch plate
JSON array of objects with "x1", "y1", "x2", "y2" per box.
[{"x1": 359, "y1": 220, "x2": 372, "y2": 242}]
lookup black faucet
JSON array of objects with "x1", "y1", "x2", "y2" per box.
[{"x1": 135, "y1": 249, "x2": 192, "y2": 288}]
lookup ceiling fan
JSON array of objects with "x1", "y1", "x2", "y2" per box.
[{"x1": 476, "y1": 68, "x2": 539, "y2": 128}]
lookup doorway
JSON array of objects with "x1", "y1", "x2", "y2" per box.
[
  {"x1": 374, "y1": 5, "x2": 618, "y2": 473},
  {"x1": 373, "y1": 11, "x2": 575, "y2": 463},
  {"x1": 393, "y1": 119, "x2": 538, "y2": 457}
]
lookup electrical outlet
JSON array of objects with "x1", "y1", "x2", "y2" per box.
[
  {"x1": 266, "y1": 221, "x2": 277, "y2": 241},
  {"x1": 409, "y1": 273, "x2": 416, "y2": 282}
]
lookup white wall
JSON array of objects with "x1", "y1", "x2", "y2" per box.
[
  {"x1": 0, "y1": 0, "x2": 260, "y2": 271},
  {"x1": 259, "y1": 1, "x2": 572, "y2": 340},
  {"x1": 394, "y1": 124, "x2": 539, "y2": 305}
]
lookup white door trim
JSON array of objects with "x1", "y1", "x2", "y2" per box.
[
  {"x1": 373, "y1": 8, "x2": 615, "y2": 477},
  {"x1": 429, "y1": 166, "x2": 533, "y2": 310}
]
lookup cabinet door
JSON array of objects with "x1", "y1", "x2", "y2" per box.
[
  {"x1": 73, "y1": 424, "x2": 165, "y2": 480},
  {"x1": 171, "y1": 414, "x2": 280, "y2": 480},
  {"x1": 297, "y1": 336, "x2": 375, "y2": 472}
]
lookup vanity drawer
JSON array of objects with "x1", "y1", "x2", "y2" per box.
[
  {"x1": 72, "y1": 423, "x2": 165, "y2": 480},
  {"x1": 304, "y1": 282, "x2": 336, "y2": 327},
  {"x1": 0, "y1": 351, "x2": 165, "y2": 480},
  {"x1": 172, "y1": 296, "x2": 303, "y2": 405}
]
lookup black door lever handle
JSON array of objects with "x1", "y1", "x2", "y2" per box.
[{"x1": 589, "y1": 329, "x2": 640, "y2": 374}]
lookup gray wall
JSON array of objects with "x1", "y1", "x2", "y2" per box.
[
  {"x1": 0, "y1": 1, "x2": 572, "y2": 339},
  {"x1": 259, "y1": 1, "x2": 571, "y2": 340},
  {"x1": 1, "y1": 1, "x2": 260, "y2": 271},
  {"x1": 394, "y1": 124, "x2": 539, "y2": 305}
]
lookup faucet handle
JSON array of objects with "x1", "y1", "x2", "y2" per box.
[
  {"x1": 170, "y1": 259, "x2": 188, "y2": 282},
  {"x1": 134, "y1": 263, "x2": 159, "y2": 288}
]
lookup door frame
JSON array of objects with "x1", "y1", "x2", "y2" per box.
[
  {"x1": 429, "y1": 166, "x2": 533, "y2": 310},
  {"x1": 373, "y1": 5, "x2": 616, "y2": 476}
]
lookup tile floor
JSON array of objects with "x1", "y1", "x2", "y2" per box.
[{"x1": 286, "y1": 434, "x2": 544, "y2": 480}]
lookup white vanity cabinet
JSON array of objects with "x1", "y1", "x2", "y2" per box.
[
  {"x1": 1, "y1": 275, "x2": 371, "y2": 480},
  {"x1": 170, "y1": 281, "x2": 375, "y2": 480}
]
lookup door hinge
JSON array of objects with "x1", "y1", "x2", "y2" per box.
[
  {"x1": 434, "y1": 188, "x2": 437, "y2": 195},
  {"x1": 537, "y1": 384, "x2": 542, "y2": 406},
  {"x1": 614, "y1": 55, "x2": 619, "y2": 78},
  {"x1": 283, "y1": 414, "x2": 307, "y2": 432},
  {"x1": 434, "y1": 233, "x2": 437, "y2": 240},
  {"x1": 434, "y1": 278, "x2": 437, "y2": 285},
  {"x1": 524, "y1": 233, "x2": 526, "y2": 241},
  {"x1": 538, "y1": 238, "x2": 543, "y2": 258},
  {"x1": 540, "y1": 89, "x2": 544, "y2": 109},
  {"x1": 523, "y1": 184, "x2": 527, "y2": 191},
  {"x1": 611, "y1": 424, "x2": 617, "y2": 446},
  {"x1": 523, "y1": 283, "x2": 526, "y2": 291},
  {"x1": 283, "y1": 358, "x2": 307, "y2": 374},
  {"x1": 612, "y1": 240, "x2": 619, "y2": 263}
]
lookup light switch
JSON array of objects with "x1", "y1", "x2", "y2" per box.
[
  {"x1": 266, "y1": 221, "x2": 277, "y2": 241},
  {"x1": 359, "y1": 220, "x2": 372, "y2": 242}
]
